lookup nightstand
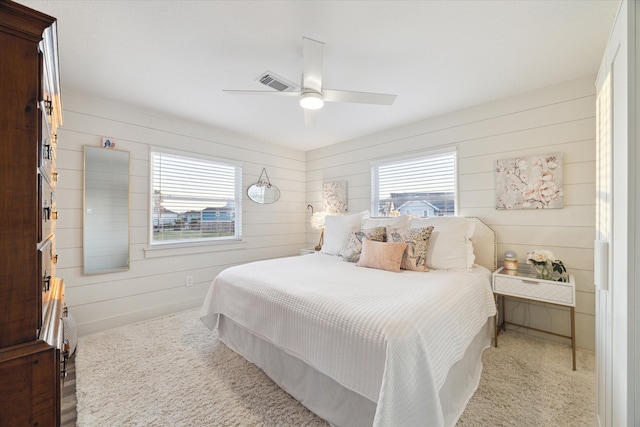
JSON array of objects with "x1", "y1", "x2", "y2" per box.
[
  {"x1": 299, "y1": 248, "x2": 318, "y2": 255},
  {"x1": 492, "y1": 266, "x2": 576, "y2": 370}
]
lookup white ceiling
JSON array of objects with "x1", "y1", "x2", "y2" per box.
[{"x1": 17, "y1": 0, "x2": 618, "y2": 151}]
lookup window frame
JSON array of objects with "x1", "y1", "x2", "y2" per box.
[
  {"x1": 148, "y1": 147, "x2": 243, "y2": 247},
  {"x1": 370, "y1": 146, "x2": 458, "y2": 218}
]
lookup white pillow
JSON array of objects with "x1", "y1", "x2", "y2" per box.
[
  {"x1": 361, "y1": 214, "x2": 412, "y2": 231},
  {"x1": 409, "y1": 216, "x2": 475, "y2": 270},
  {"x1": 321, "y1": 211, "x2": 370, "y2": 256}
]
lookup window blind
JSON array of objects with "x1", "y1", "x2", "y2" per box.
[
  {"x1": 371, "y1": 149, "x2": 456, "y2": 217},
  {"x1": 151, "y1": 150, "x2": 242, "y2": 244}
]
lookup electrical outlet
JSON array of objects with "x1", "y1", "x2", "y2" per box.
[{"x1": 186, "y1": 275, "x2": 194, "y2": 287}]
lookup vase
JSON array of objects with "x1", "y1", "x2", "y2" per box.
[{"x1": 534, "y1": 263, "x2": 553, "y2": 280}]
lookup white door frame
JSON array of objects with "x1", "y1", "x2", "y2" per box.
[{"x1": 595, "y1": 1, "x2": 638, "y2": 425}]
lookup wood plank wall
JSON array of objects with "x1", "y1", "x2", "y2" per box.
[
  {"x1": 56, "y1": 75, "x2": 597, "y2": 350},
  {"x1": 55, "y1": 89, "x2": 307, "y2": 336},
  {"x1": 306, "y1": 76, "x2": 597, "y2": 350}
]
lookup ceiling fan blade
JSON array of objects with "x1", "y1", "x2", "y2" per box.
[
  {"x1": 223, "y1": 90, "x2": 301, "y2": 97},
  {"x1": 302, "y1": 37, "x2": 324, "y2": 93},
  {"x1": 323, "y1": 89, "x2": 397, "y2": 105},
  {"x1": 304, "y1": 108, "x2": 317, "y2": 127}
]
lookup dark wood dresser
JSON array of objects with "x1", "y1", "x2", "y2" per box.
[{"x1": 0, "y1": 1, "x2": 66, "y2": 425}]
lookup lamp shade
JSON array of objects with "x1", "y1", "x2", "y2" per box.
[{"x1": 310, "y1": 211, "x2": 327, "y2": 229}]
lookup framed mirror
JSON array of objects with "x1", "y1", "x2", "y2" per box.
[
  {"x1": 247, "y1": 183, "x2": 280, "y2": 204},
  {"x1": 247, "y1": 167, "x2": 280, "y2": 204},
  {"x1": 83, "y1": 146, "x2": 130, "y2": 274}
]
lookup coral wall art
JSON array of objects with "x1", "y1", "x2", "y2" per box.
[{"x1": 495, "y1": 152, "x2": 563, "y2": 209}]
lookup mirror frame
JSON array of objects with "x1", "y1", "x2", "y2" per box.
[{"x1": 83, "y1": 146, "x2": 130, "y2": 275}]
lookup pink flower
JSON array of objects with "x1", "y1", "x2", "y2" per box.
[{"x1": 539, "y1": 170, "x2": 554, "y2": 181}]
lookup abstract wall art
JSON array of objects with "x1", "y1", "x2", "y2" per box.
[
  {"x1": 323, "y1": 180, "x2": 348, "y2": 213},
  {"x1": 495, "y1": 152, "x2": 563, "y2": 209}
]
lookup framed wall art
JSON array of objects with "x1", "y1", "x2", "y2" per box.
[
  {"x1": 323, "y1": 180, "x2": 348, "y2": 213},
  {"x1": 495, "y1": 152, "x2": 563, "y2": 210}
]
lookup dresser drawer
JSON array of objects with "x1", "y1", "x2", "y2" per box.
[
  {"x1": 40, "y1": 174, "x2": 56, "y2": 242},
  {"x1": 39, "y1": 108, "x2": 57, "y2": 184},
  {"x1": 39, "y1": 237, "x2": 57, "y2": 327},
  {"x1": 493, "y1": 274, "x2": 574, "y2": 306}
]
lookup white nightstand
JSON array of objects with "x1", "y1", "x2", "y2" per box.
[
  {"x1": 492, "y1": 266, "x2": 576, "y2": 370},
  {"x1": 299, "y1": 248, "x2": 318, "y2": 255}
]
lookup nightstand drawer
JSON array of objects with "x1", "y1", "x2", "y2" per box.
[{"x1": 493, "y1": 275, "x2": 574, "y2": 306}]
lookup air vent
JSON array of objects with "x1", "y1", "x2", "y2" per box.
[{"x1": 256, "y1": 71, "x2": 299, "y2": 92}]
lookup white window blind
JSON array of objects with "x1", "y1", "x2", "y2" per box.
[
  {"x1": 150, "y1": 150, "x2": 242, "y2": 244},
  {"x1": 371, "y1": 149, "x2": 457, "y2": 217}
]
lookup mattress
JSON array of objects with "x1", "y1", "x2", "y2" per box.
[{"x1": 201, "y1": 252, "x2": 496, "y2": 426}]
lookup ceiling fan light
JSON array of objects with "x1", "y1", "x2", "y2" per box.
[{"x1": 300, "y1": 92, "x2": 324, "y2": 110}]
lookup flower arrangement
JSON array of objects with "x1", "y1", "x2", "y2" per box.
[{"x1": 526, "y1": 249, "x2": 566, "y2": 280}]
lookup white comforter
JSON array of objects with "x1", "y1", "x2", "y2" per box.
[{"x1": 200, "y1": 253, "x2": 496, "y2": 426}]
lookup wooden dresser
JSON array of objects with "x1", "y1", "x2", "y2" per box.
[{"x1": 0, "y1": 1, "x2": 66, "y2": 425}]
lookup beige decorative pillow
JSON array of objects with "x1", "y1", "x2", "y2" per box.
[
  {"x1": 356, "y1": 239, "x2": 407, "y2": 273},
  {"x1": 341, "y1": 227, "x2": 387, "y2": 262},
  {"x1": 386, "y1": 226, "x2": 435, "y2": 271}
]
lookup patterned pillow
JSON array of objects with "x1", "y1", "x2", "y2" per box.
[
  {"x1": 386, "y1": 226, "x2": 435, "y2": 271},
  {"x1": 340, "y1": 227, "x2": 386, "y2": 262}
]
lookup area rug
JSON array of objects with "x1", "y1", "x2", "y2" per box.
[{"x1": 75, "y1": 309, "x2": 595, "y2": 426}]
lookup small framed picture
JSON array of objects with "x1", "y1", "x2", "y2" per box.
[{"x1": 102, "y1": 137, "x2": 116, "y2": 149}]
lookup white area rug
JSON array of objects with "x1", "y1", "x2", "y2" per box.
[{"x1": 75, "y1": 310, "x2": 595, "y2": 426}]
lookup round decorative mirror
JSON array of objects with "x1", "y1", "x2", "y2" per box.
[{"x1": 247, "y1": 168, "x2": 280, "y2": 204}]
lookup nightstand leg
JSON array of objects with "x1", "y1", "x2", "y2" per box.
[
  {"x1": 571, "y1": 306, "x2": 576, "y2": 370},
  {"x1": 501, "y1": 295, "x2": 506, "y2": 332},
  {"x1": 494, "y1": 294, "x2": 499, "y2": 347}
]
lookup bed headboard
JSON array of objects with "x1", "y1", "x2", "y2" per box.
[{"x1": 467, "y1": 217, "x2": 497, "y2": 271}]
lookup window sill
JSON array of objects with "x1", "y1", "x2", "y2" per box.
[{"x1": 144, "y1": 238, "x2": 246, "y2": 259}]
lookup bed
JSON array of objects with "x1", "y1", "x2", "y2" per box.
[{"x1": 200, "y1": 215, "x2": 497, "y2": 427}]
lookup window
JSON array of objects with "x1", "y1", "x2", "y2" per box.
[
  {"x1": 150, "y1": 149, "x2": 242, "y2": 245},
  {"x1": 371, "y1": 148, "x2": 457, "y2": 217}
]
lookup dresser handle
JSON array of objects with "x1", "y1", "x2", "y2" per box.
[
  {"x1": 42, "y1": 272, "x2": 51, "y2": 292},
  {"x1": 61, "y1": 339, "x2": 70, "y2": 377},
  {"x1": 44, "y1": 99, "x2": 53, "y2": 116},
  {"x1": 43, "y1": 143, "x2": 52, "y2": 160},
  {"x1": 51, "y1": 210, "x2": 58, "y2": 220},
  {"x1": 52, "y1": 254, "x2": 58, "y2": 264},
  {"x1": 522, "y1": 280, "x2": 539, "y2": 285}
]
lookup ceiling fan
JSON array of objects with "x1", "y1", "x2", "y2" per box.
[{"x1": 223, "y1": 37, "x2": 397, "y2": 124}]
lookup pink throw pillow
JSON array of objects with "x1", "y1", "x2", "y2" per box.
[{"x1": 356, "y1": 239, "x2": 407, "y2": 273}]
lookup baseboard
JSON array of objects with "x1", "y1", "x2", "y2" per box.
[{"x1": 76, "y1": 298, "x2": 203, "y2": 337}]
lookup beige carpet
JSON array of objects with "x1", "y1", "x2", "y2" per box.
[{"x1": 75, "y1": 309, "x2": 595, "y2": 426}]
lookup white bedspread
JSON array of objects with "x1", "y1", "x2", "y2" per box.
[{"x1": 200, "y1": 253, "x2": 496, "y2": 426}]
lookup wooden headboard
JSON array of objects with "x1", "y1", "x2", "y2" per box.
[{"x1": 467, "y1": 217, "x2": 497, "y2": 271}]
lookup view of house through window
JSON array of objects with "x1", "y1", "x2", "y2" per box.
[
  {"x1": 371, "y1": 148, "x2": 457, "y2": 217},
  {"x1": 150, "y1": 149, "x2": 242, "y2": 244}
]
